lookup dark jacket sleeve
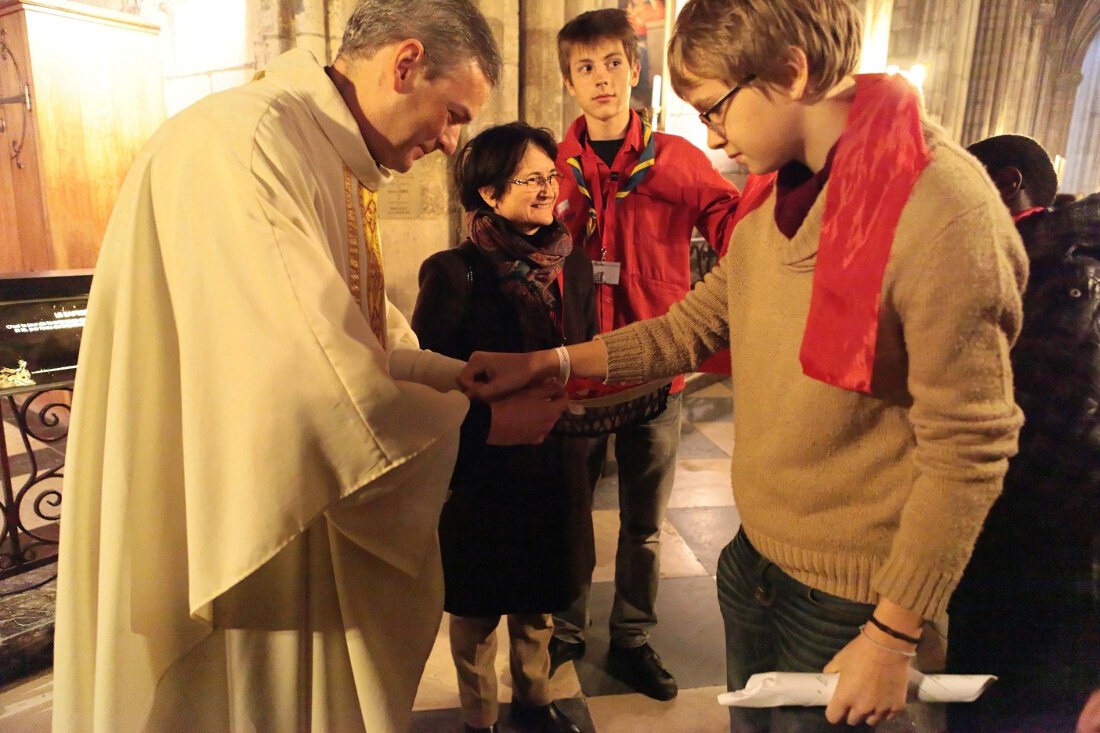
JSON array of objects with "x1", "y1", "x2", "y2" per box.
[
  {"x1": 412, "y1": 251, "x2": 469, "y2": 361},
  {"x1": 562, "y1": 246, "x2": 597, "y2": 345},
  {"x1": 411, "y1": 250, "x2": 491, "y2": 450}
]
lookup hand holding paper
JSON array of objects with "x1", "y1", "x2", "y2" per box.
[{"x1": 718, "y1": 670, "x2": 997, "y2": 708}]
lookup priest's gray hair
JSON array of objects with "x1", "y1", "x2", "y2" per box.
[{"x1": 338, "y1": 0, "x2": 502, "y2": 86}]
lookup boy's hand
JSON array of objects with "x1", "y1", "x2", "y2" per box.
[
  {"x1": 822, "y1": 631, "x2": 910, "y2": 727},
  {"x1": 459, "y1": 350, "x2": 558, "y2": 401}
]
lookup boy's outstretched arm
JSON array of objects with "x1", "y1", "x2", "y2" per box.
[{"x1": 459, "y1": 340, "x2": 609, "y2": 401}]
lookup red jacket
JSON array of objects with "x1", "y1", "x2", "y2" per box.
[{"x1": 556, "y1": 111, "x2": 740, "y2": 388}]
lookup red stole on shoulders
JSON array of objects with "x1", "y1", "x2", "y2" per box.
[{"x1": 729, "y1": 74, "x2": 930, "y2": 393}]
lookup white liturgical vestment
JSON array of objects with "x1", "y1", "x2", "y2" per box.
[{"x1": 52, "y1": 49, "x2": 469, "y2": 732}]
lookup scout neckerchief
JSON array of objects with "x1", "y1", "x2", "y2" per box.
[
  {"x1": 343, "y1": 165, "x2": 387, "y2": 349},
  {"x1": 565, "y1": 110, "x2": 656, "y2": 244},
  {"x1": 727, "y1": 74, "x2": 930, "y2": 394}
]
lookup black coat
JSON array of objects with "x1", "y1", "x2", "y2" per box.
[
  {"x1": 411, "y1": 239, "x2": 597, "y2": 617},
  {"x1": 948, "y1": 195, "x2": 1100, "y2": 704},
  {"x1": 982, "y1": 195, "x2": 1100, "y2": 561}
]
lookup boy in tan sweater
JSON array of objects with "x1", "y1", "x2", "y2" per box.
[{"x1": 460, "y1": 0, "x2": 1027, "y2": 729}]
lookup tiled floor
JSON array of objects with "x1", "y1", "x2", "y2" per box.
[
  {"x1": 0, "y1": 376, "x2": 741, "y2": 733},
  {"x1": 409, "y1": 376, "x2": 739, "y2": 732}
]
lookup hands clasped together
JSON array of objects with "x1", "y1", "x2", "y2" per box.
[{"x1": 459, "y1": 350, "x2": 566, "y2": 446}]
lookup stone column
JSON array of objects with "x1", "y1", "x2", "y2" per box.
[
  {"x1": 911, "y1": 0, "x2": 981, "y2": 140},
  {"x1": 856, "y1": 0, "x2": 894, "y2": 72},
  {"x1": 254, "y1": 0, "x2": 293, "y2": 68},
  {"x1": 1045, "y1": 69, "x2": 1084, "y2": 159},
  {"x1": 286, "y1": 0, "x2": 327, "y2": 63},
  {"x1": 993, "y1": 0, "x2": 1049, "y2": 136},
  {"x1": 520, "y1": 2, "x2": 566, "y2": 138},
  {"x1": 326, "y1": 0, "x2": 357, "y2": 60},
  {"x1": 472, "y1": 0, "x2": 520, "y2": 131},
  {"x1": 961, "y1": 0, "x2": 1005, "y2": 143},
  {"x1": 1006, "y1": 3, "x2": 1052, "y2": 135},
  {"x1": 960, "y1": 0, "x2": 1054, "y2": 144}
]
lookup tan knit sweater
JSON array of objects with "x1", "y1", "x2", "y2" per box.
[{"x1": 600, "y1": 129, "x2": 1028, "y2": 619}]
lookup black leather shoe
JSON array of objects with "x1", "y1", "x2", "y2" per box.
[
  {"x1": 548, "y1": 637, "x2": 586, "y2": 677},
  {"x1": 510, "y1": 702, "x2": 581, "y2": 733},
  {"x1": 463, "y1": 724, "x2": 498, "y2": 733},
  {"x1": 606, "y1": 642, "x2": 678, "y2": 701}
]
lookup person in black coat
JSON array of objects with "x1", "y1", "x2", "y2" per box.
[
  {"x1": 411, "y1": 122, "x2": 595, "y2": 733},
  {"x1": 949, "y1": 134, "x2": 1100, "y2": 732}
]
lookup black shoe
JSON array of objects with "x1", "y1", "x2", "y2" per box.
[
  {"x1": 510, "y1": 702, "x2": 581, "y2": 733},
  {"x1": 606, "y1": 642, "x2": 678, "y2": 701},
  {"x1": 463, "y1": 724, "x2": 498, "y2": 733},
  {"x1": 548, "y1": 637, "x2": 586, "y2": 677}
]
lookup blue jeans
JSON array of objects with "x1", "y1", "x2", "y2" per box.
[
  {"x1": 553, "y1": 392, "x2": 682, "y2": 648},
  {"x1": 717, "y1": 530, "x2": 876, "y2": 733}
]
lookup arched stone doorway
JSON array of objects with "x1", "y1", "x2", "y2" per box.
[{"x1": 1064, "y1": 27, "x2": 1100, "y2": 194}]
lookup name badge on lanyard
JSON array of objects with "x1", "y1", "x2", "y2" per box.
[{"x1": 593, "y1": 260, "x2": 621, "y2": 285}]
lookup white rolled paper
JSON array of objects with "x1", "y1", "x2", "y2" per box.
[{"x1": 718, "y1": 670, "x2": 997, "y2": 707}]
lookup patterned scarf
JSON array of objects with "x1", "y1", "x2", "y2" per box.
[
  {"x1": 566, "y1": 110, "x2": 656, "y2": 241},
  {"x1": 468, "y1": 210, "x2": 572, "y2": 311}
]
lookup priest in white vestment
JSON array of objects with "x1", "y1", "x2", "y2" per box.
[{"x1": 52, "y1": 3, "x2": 563, "y2": 731}]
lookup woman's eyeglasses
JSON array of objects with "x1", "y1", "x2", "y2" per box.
[
  {"x1": 508, "y1": 172, "x2": 563, "y2": 189},
  {"x1": 699, "y1": 74, "x2": 756, "y2": 133}
]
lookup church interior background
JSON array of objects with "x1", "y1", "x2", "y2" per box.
[{"x1": 0, "y1": 0, "x2": 1098, "y2": 730}]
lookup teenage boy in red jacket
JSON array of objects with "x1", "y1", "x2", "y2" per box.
[{"x1": 550, "y1": 8, "x2": 740, "y2": 701}]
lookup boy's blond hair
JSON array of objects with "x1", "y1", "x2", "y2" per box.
[
  {"x1": 557, "y1": 8, "x2": 639, "y2": 82},
  {"x1": 668, "y1": 0, "x2": 861, "y2": 99}
]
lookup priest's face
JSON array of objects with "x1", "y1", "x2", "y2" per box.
[
  {"x1": 333, "y1": 45, "x2": 492, "y2": 173},
  {"x1": 380, "y1": 57, "x2": 492, "y2": 173}
]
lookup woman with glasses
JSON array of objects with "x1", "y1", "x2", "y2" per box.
[{"x1": 411, "y1": 122, "x2": 595, "y2": 733}]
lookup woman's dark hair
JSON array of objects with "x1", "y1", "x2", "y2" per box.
[{"x1": 454, "y1": 122, "x2": 558, "y2": 212}]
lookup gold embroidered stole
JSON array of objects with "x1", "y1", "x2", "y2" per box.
[{"x1": 342, "y1": 166, "x2": 387, "y2": 349}]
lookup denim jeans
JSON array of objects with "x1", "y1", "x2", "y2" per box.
[
  {"x1": 717, "y1": 529, "x2": 877, "y2": 733},
  {"x1": 553, "y1": 392, "x2": 682, "y2": 648}
]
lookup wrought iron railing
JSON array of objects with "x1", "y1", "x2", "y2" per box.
[{"x1": 0, "y1": 382, "x2": 70, "y2": 589}]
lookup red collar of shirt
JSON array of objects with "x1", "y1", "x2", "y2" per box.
[{"x1": 1013, "y1": 206, "x2": 1047, "y2": 223}]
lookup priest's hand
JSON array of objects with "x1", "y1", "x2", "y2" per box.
[
  {"x1": 486, "y1": 378, "x2": 568, "y2": 445},
  {"x1": 460, "y1": 350, "x2": 559, "y2": 401},
  {"x1": 1078, "y1": 688, "x2": 1100, "y2": 733}
]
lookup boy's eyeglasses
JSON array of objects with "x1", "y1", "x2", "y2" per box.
[
  {"x1": 699, "y1": 74, "x2": 757, "y2": 133},
  {"x1": 508, "y1": 172, "x2": 563, "y2": 189}
]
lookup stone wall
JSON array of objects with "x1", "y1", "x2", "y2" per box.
[
  {"x1": 883, "y1": 0, "x2": 1100, "y2": 195},
  {"x1": 887, "y1": 0, "x2": 982, "y2": 141},
  {"x1": 59, "y1": 0, "x2": 1100, "y2": 305}
]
